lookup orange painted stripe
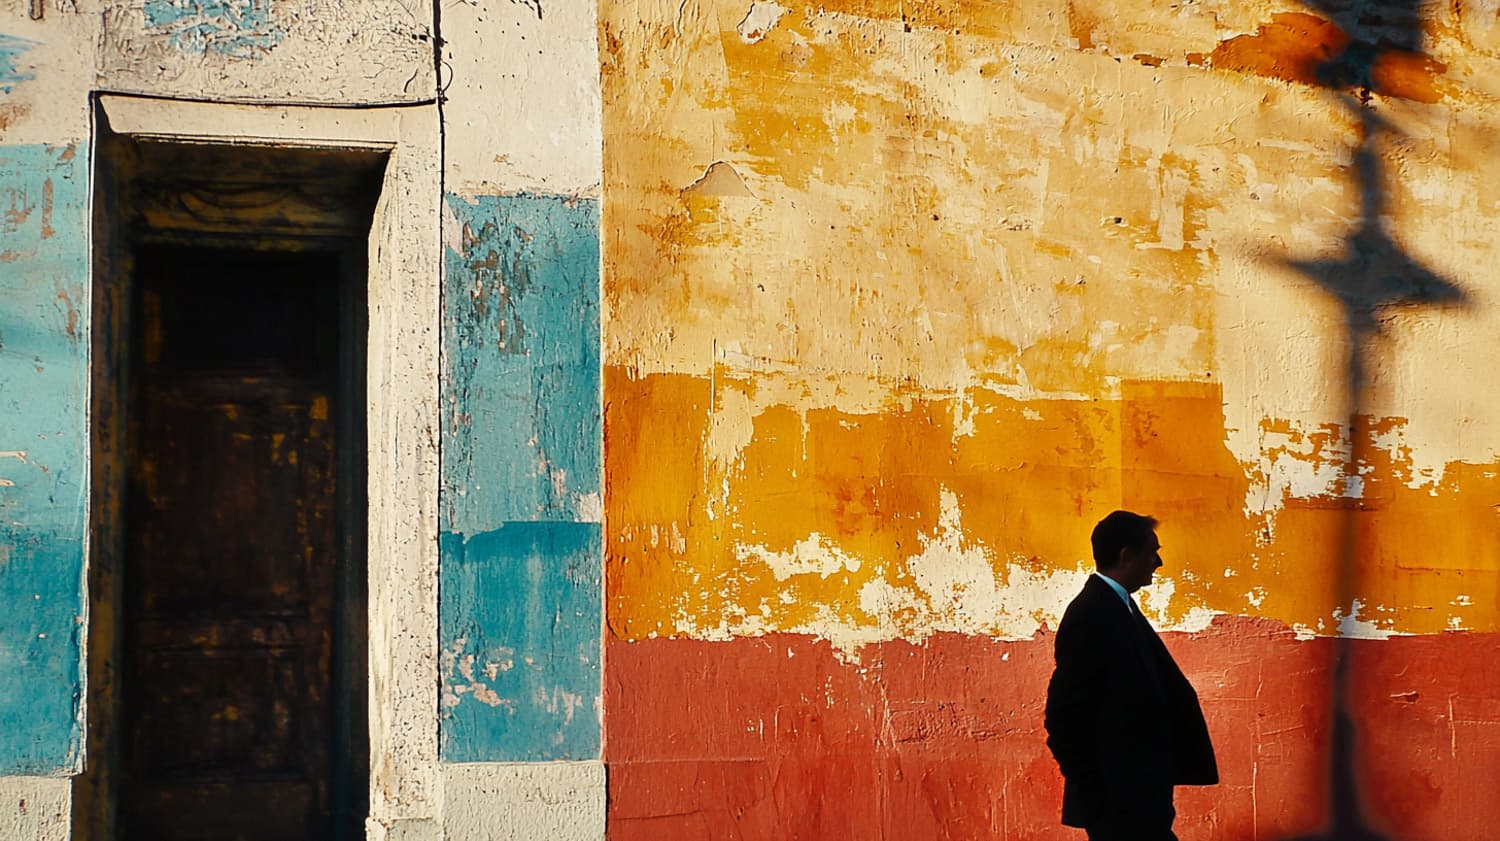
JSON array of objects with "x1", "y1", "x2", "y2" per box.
[{"x1": 606, "y1": 368, "x2": 1500, "y2": 639}]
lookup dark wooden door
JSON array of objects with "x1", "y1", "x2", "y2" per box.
[{"x1": 122, "y1": 247, "x2": 343, "y2": 841}]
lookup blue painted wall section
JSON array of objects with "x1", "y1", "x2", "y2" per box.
[
  {"x1": 0, "y1": 34, "x2": 37, "y2": 93},
  {"x1": 439, "y1": 193, "x2": 602, "y2": 761},
  {"x1": 143, "y1": 0, "x2": 282, "y2": 58},
  {"x1": 0, "y1": 143, "x2": 89, "y2": 775}
]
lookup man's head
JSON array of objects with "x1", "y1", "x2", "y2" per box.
[{"x1": 1091, "y1": 510, "x2": 1162, "y2": 593}]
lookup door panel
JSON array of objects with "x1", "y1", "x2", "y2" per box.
[{"x1": 122, "y1": 248, "x2": 341, "y2": 841}]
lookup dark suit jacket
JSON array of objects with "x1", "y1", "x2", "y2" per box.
[{"x1": 1044, "y1": 574, "x2": 1218, "y2": 828}]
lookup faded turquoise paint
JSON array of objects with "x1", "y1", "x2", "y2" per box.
[
  {"x1": 439, "y1": 193, "x2": 602, "y2": 761},
  {"x1": 143, "y1": 0, "x2": 281, "y2": 58},
  {"x1": 442, "y1": 194, "x2": 601, "y2": 532},
  {"x1": 0, "y1": 143, "x2": 89, "y2": 774},
  {"x1": 0, "y1": 34, "x2": 37, "y2": 93},
  {"x1": 439, "y1": 523, "x2": 602, "y2": 761}
]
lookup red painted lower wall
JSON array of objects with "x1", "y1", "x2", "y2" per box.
[{"x1": 604, "y1": 619, "x2": 1500, "y2": 841}]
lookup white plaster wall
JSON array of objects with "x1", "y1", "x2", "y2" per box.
[
  {"x1": 0, "y1": 777, "x2": 69, "y2": 841},
  {"x1": 364, "y1": 103, "x2": 444, "y2": 841},
  {"x1": 96, "y1": 0, "x2": 434, "y2": 106},
  {"x1": 440, "y1": 0, "x2": 601, "y2": 197},
  {"x1": 0, "y1": 2, "x2": 96, "y2": 143},
  {"x1": 441, "y1": 763, "x2": 605, "y2": 841}
]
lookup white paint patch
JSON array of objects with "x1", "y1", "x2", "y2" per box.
[
  {"x1": 442, "y1": 762, "x2": 605, "y2": 841},
  {"x1": 1137, "y1": 576, "x2": 1218, "y2": 633},
  {"x1": 1333, "y1": 598, "x2": 1400, "y2": 640},
  {"x1": 1369, "y1": 422, "x2": 1446, "y2": 490},
  {"x1": 442, "y1": 0, "x2": 602, "y2": 196},
  {"x1": 705, "y1": 385, "x2": 757, "y2": 471},
  {"x1": 737, "y1": 533, "x2": 863, "y2": 579},
  {"x1": 574, "y1": 491, "x2": 604, "y2": 523},
  {"x1": 727, "y1": 487, "x2": 1235, "y2": 657},
  {"x1": 1243, "y1": 423, "x2": 1349, "y2": 516},
  {"x1": 737, "y1": 1, "x2": 788, "y2": 43},
  {"x1": 0, "y1": 777, "x2": 69, "y2": 841}
]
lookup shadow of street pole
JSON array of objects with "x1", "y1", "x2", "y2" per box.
[{"x1": 1271, "y1": 4, "x2": 1469, "y2": 834}]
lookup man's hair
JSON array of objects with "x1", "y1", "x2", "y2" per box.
[{"x1": 1091, "y1": 510, "x2": 1159, "y2": 569}]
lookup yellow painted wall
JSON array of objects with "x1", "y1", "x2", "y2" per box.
[{"x1": 601, "y1": 0, "x2": 1500, "y2": 649}]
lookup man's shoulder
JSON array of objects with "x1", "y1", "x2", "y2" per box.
[
  {"x1": 1068, "y1": 574, "x2": 1112, "y2": 607},
  {"x1": 1058, "y1": 575, "x2": 1119, "y2": 627}
]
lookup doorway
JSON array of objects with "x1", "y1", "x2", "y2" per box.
[{"x1": 85, "y1": 131, "x2": 383, "y2": 841}]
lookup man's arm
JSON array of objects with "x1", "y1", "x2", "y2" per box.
[{"x1": 1044, "y1": 607, "x2": 1102, "y2": 781}]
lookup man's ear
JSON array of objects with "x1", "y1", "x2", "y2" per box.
[{"x1": 1116, "y1": 546, "x2": 1130, "y2": 568}]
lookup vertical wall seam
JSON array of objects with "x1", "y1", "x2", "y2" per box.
[{"x1": 430, "y1": 0, "x2": 449, "y2": 780}]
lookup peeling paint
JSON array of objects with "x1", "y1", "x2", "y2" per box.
[
  {"x1": 440, "y1": 193, "x2": 602, "y2": 762},
  {"x1": 0, "y1": 34, "x2": 38, "y2": 93},
  {"x1": 98, "y1": 0, "x2": 433, "y2": 105},
  {"x1": 736, "y1": 1, "x2": 787, "y2": 44},
  {"x1": 0, "y1": 144, "x2": 87, "y2": 775},
  {"x1": 442, "y1": 194, "x2": 601, "y2": 532},
  {"x1": 607, "y1": 370, "x2": 1500, "y2": 648},
  {"x1": 439, "y1": 523, "x2": 602, "y2": 761},
  {"x1": 141, "y1": 0, "x2": 282, "y2": 58}
]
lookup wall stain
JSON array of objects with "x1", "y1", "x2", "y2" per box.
[
  {"x1": 0, "y1": 33, "x2": 37, "y2": 93},
  {"x1": 1208, "y1": 12, "x2": 1447, "y2": 103}
]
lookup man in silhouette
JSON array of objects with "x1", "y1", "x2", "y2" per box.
[{"x1": 1044, "y1": 510, "x2": 1218, "y2": 840}]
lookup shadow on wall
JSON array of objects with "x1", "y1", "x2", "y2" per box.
[{"x1": 1271, "y1": 0, "x2": 1468, "y2": 839}]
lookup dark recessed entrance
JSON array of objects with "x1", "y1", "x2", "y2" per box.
[
  {"x1": 85, "y1": 125, "x2": 385, "y2": 841},
  {"x1": 122, "y1": 247, "x2": 341, "y2": 841}
]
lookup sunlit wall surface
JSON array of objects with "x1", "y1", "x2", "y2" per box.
[{"x1": 600, "y1": 1, "x2": 1500, "y2": 838}]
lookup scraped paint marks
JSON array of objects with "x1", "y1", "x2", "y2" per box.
[
  {"x1": 0, "y1": 34, "x2": 37, "y2": 93},
  {"x1": 442, "y1": 193, "x2": 602, "y2": 533},
  {"x1": 606, "y1": 624, "x2": 1500, "y2": 840},
  {"x1": 606, "y1": 369, "x2": 1500, "y2": 648},
  {"x1": 0, "y1": 143, "x2": 88, "y2": 774},
  {"x1": 440, "y1": 192, "x2": 602, "y2": 761},
  {"x1": 142, "y1": 0, "x2": 282, "y2": 58},
  {"x1": 440, "y1": 523, "x2": 602, "y2": 762},
  {"x1": 602, "y1": 0, "x2": 1229, "y2": 392}
]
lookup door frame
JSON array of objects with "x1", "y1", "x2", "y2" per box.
[{"x1": 82, "y1": 94, "x2": 443, "y2": 841}]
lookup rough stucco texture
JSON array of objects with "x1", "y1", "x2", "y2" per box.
[
  {"x1": 97, "y1": 0, "x2": 434, "y2": 104},
  {"x1": 439, "y1": 193, "x2": 603, "y2": 762},
  {"x1": 0, "y1": 142, "x2": 88, "y2": 775},
  {"x1": 600, "y1": 0, "x2": 1500, "y2": 837}
]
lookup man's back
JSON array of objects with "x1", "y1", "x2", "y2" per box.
[{"x1": 1045, "y1": 513, "x2": 1217, "y2": 841}]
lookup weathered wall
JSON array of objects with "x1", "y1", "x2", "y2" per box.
[
  {"x1": 1, "y1": 4, "x2": 97, "y2": 833},
  {"x1": 600, "y1": 0, "x2": 1500, "y2": 838},
  {"x1": 1, "y1": 1, "x2": 96, "y2": 788},
  {"x1": 436, "y1": 0, "x2": 605, "y2": 838},
  {"x1": 96, "y1": 0, "x2": 434, "y2": 104},
  {"x1": 7, "y1": 1, "x2": 444, "y2": 838},
  {"x1": 8, "y1": 0, "x2": 608, "y2": 835},
  {"x1": 439, "y1": 192, "x2": 602, "y2": 762}
]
